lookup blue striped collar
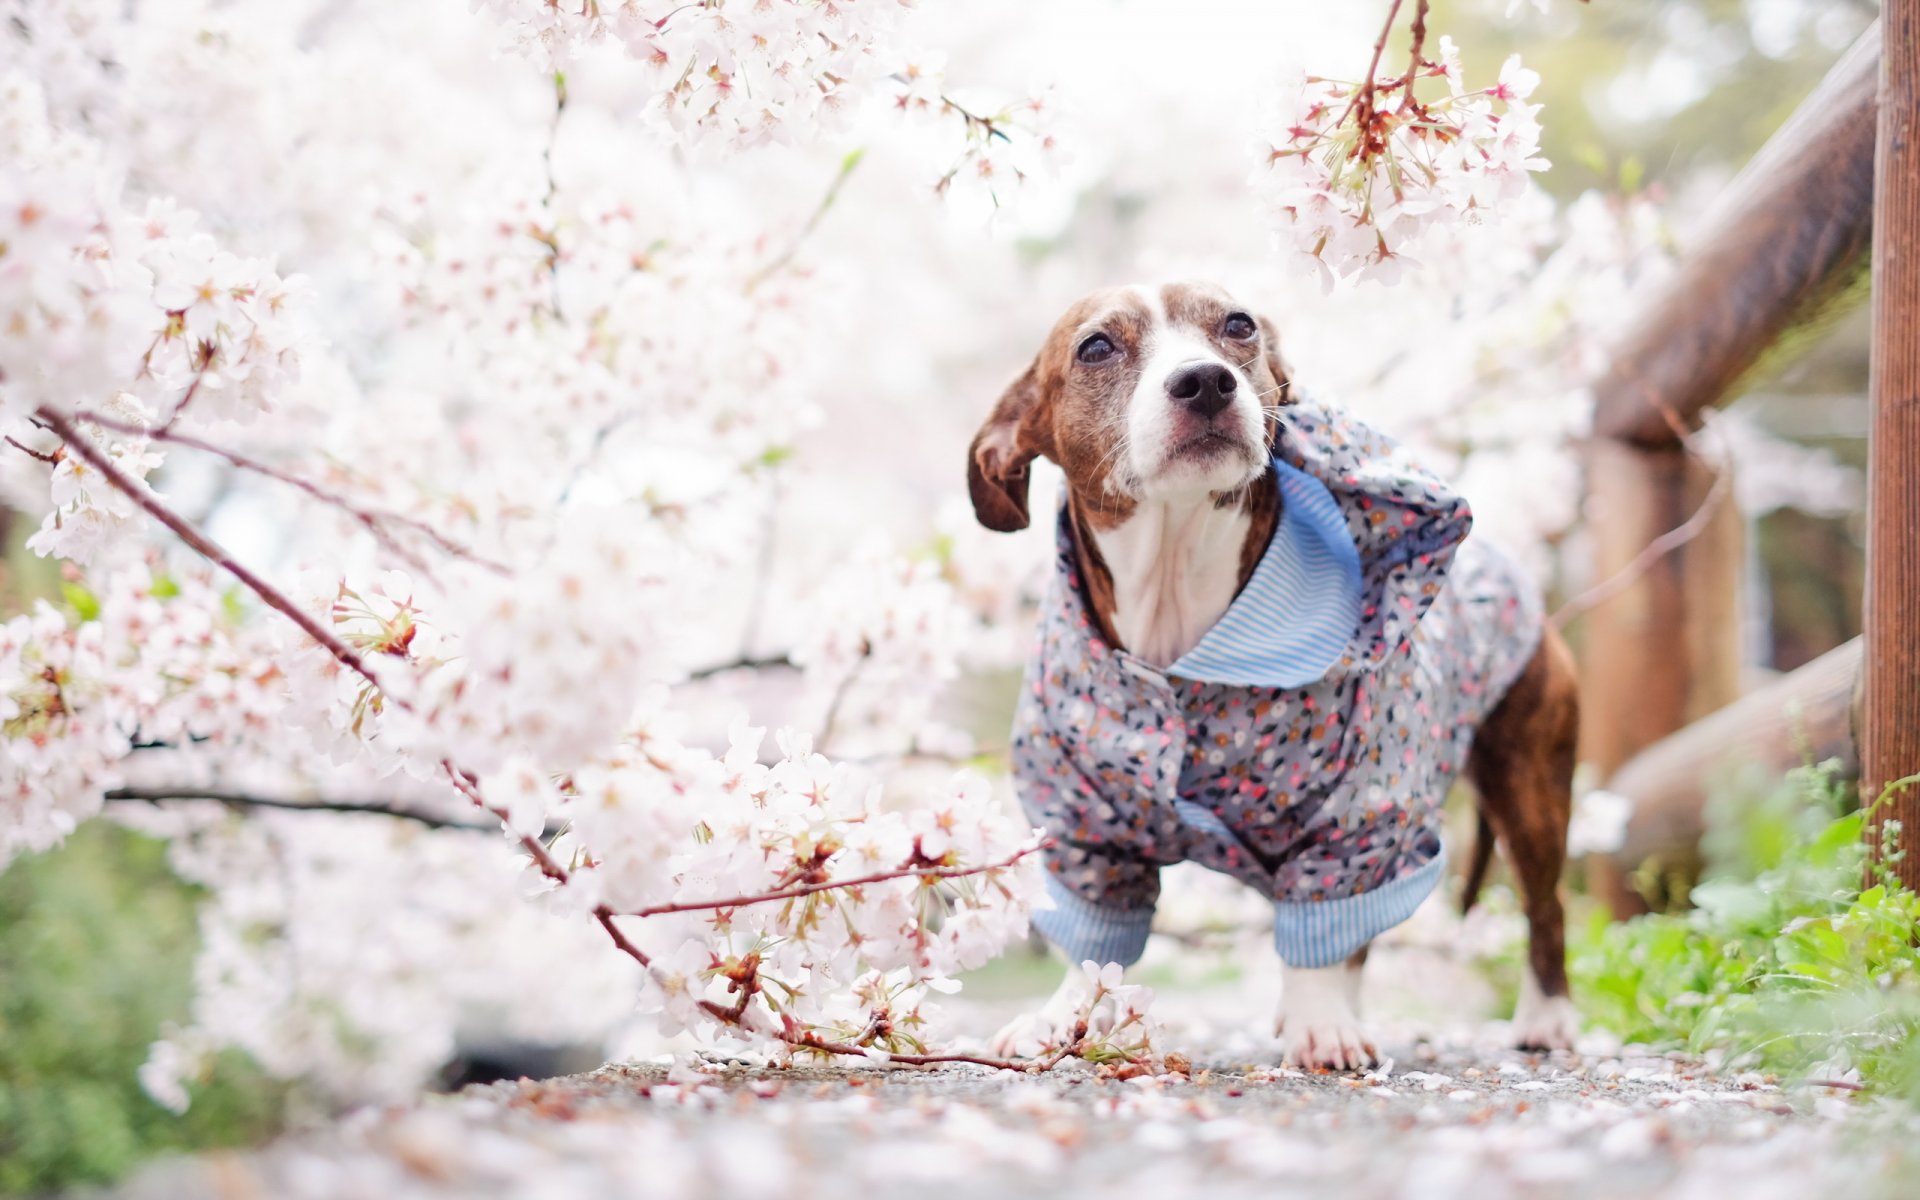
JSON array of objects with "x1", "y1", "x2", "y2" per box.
[{"x1": 1165, "y1": 459, "x2": 1362, "y2": 688}]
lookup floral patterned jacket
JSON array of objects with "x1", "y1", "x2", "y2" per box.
[{"x1": 1013, "y1": 398, "x2": 1543, "y2": 968}]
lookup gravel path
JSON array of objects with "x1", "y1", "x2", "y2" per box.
[
  {"x1": 87, "y1": 918, "x2": 1920, "y2": 1200},
  {"x1": 101, "y1": 1016, "x2": 1913, "y2": 1200}
]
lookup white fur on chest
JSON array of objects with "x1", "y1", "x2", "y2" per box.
[{"x1": 1090, "y1": 499, "x2": 1250, "y2": 668}]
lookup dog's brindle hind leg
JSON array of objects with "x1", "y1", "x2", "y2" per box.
[{"x1": 1464, "y1": 625, "x2": 1580, "y2": 1050}]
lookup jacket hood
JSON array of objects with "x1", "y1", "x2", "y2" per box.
[{"x1": 1271, "y1": 394, "x2": 1473, "y2": 672}]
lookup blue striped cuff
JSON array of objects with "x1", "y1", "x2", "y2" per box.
[
  {"x1": 1272, "y1": 847, "x2": 1447, "y2": 968},
  {"x1": 1031, "y1": 873, "x2": 1154, "y2": 968}
]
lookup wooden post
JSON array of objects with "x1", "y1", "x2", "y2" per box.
[
  {"x1": 1579, "y1": 442, "x2": 1745, "y2": 778},
  {"x1": 1579, "y1": 442, "x2": 1744, "y2": 914},
  {"x1": 1865, "y1": 2, "x2": 1920, "y2": 886}
]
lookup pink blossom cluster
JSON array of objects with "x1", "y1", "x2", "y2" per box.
[
  {"x1": 476, "y1": 0, "x2": 920, "y2": 151},
  {"x1": 891, "y1": 57, "x2": 1070, "y2": 214},
  {"x1": 494, "y1": 727, "x2": 1043, "y2": 1051},
  {"x1": 0, "y1": 564, "x2": 288, "y2": 866},
  {"x1": 1251, "y1": 40, "x2": 1549, "y2": 290},
  {"x1": 0, "y1": 77, "x2": 308, "y2": 428}
]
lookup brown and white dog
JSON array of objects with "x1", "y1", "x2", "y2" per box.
[{"x1": 970, "y1": 282, "x2": 1580, "y2": 1067}]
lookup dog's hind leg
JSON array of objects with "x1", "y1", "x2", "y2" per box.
[{"x1": 1466, "y1": 626, "x2": 1580, "y2": 1051}]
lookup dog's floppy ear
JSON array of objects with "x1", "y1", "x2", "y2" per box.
[
  {"x1": 967, "y1": 364, "x2": 1047, "y2": 533},
  {"x1": 1256, "y1": 315, "x2": 1294, "y2": 407}
]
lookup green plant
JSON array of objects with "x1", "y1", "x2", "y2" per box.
[
  {"x1": 1571, "y1": 762, "x2": 1920, "y2": 1097},
  {"x1": 0, "y1": 822, "x2": 286, "y2": 1194}
]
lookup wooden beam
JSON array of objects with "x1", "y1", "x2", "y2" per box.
[
  {"x1": 1865, "y1": 2, "x2": 1920, "y2": 886},
  {"x1": 1609, "y1": 638, "x2": 1861, "y2": 865},
  {"x1": 1591, "y1": 25, "x2": 1880, "y2": 448}
]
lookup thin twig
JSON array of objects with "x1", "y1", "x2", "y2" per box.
[
  {"x1": 684, "y1": 653, "x2": 797, "y2": 681},
  {"x1": 935, "y1": 93, "x2": 1014, "y2": 144},
  {"x1": 5, "y1": 434, "x2": 59, "y2": 464},
  {"x1": 1551, "y1": 414, "x2": 1735, "y2": 629},
  {"x1": 156, "y1": 370, "x2": 207, "y2": 434},
  {"x1": 1393, "y1": 0, "x2": 1433, "y2": 112},
  {"x1": 71, "y1": 408, "x2": 507, "y2": 576},
  {"x1": 1549, "y1": 468, "x2": 1731, "y2": 628},
  {"x1": 539, "y1": 71, "x2": 568, "y2": 321},
  {"x1": 104, "y1": 787, "x2": 498, "y2": 832},
  {"x1": 1336, "y1": 0, "x2": 1406, "y2": 129},
  {"x1": 817, "y1": 652, "x2": 866, "y2": 753},
  {"x1": 782, "y1": 1032, "x2": 1033, "y2": 1071},
  {"x1": 619, "y1": 843, "x2": 1043, "y2": 917},
  {"x1": 747, "y1": 150, "x2": 864, "y2": 292}
]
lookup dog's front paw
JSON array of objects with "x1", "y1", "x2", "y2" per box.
[
  {"x1": 1275, "y1": 963, "x2": 1376, "y2": 1071},
  {"x1": 1510, "y1": 983, "x2": 1579, "y2": 1052},
  {"x1": 1277, "y1": 1014, "x2": 1377, "y2": 1071}
]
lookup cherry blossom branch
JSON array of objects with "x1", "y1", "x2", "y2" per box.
[
  {"x1": 781, "y1": 1031, "x2": 1062, "y2": 1072},
  {"x1": 47, "y1": 407, "x2": 912, "y2": 1067},
  {"x1": 438, "y1": 763, "x2": 661, "y2": 973},
  {"x1": 38, "y1": 407, "x2": 387, "y2": 694},
  {"x1": 617, "y1": 842, "x2": 1045, "y2": 917},
  {"x1": 70, "y1": 408, "x2": 507, "y2": 576},
  {"x1": 47, "y1": 409, "x2": 602, "y2": 975},
  {"x1": 104, "y1": 786, "x2": 500, "y2": 832}
]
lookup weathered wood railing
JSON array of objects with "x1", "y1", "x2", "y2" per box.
[{"x1": 1572, "y1": 24, "x2": 1881, "y2": 907}]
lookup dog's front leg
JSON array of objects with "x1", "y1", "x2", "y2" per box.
[{"x1": 1275, "y1": 960, "x2": 1377, "y2": 1070}]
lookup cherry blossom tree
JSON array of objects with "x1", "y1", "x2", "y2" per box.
[{"x1": 0, "y1": 0, "x2": 1113, "y2": 1110}]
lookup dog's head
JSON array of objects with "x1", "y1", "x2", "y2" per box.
[{"x1": 967, "y1": 282, "x2": 1293, "y2": 533}]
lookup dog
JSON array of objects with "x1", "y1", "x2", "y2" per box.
[{"x1": 969, "y1": 282, "x2": 1579, "y2": 1069}]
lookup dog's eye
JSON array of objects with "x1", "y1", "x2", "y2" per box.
[
  {"x1": 1222, "y1": 312, "x2": 1257, "y2": 341},
  {"x1": 1076, "y1": 333, "x2": 1117, "y2": 365}
]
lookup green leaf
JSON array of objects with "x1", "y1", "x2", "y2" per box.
[{"x1": 60, "y1": 582, "x2": 101, "y2": 623}]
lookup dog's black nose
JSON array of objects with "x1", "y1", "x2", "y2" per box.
[{"x1": 1166, "y1": 362, "x2": 1237, "y2": 419}]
